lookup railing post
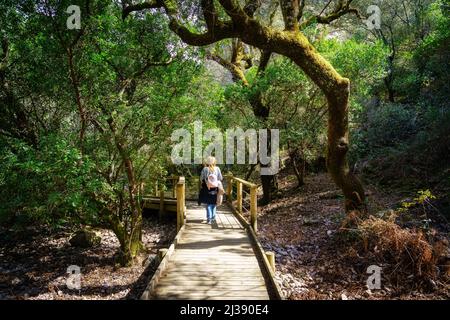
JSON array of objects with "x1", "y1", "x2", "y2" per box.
[
  {"x1": 265, "y1": 251, "x2": 275, "y2": 272},
  {"x1": 154, "y1": 181, "x2": 159, "y2": 197},
  {"x1": 226, "y1": 174, "x2": 233, "y2": 203},
  {"x1": 250, "y1": 186, "x2": 257, "y2": 232},
  {"x1": 176, "y1": 176, "x2": 185, "y2": 232},
  {"x1": 236, "y1": 181, "x2": 242, "y2": 214}
]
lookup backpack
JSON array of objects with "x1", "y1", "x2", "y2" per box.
[{"x1": 207, "y1": 169, "x2": 219, "y2": 190}]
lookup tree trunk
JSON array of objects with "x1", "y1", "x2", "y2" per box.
[
  {"x1": 243, "y1": 77, "x2": 280, "y2": 204},
  {"x1": 384, "y1": 56, "x2": 395, "y2": 102},
  {"x1": 325, "y1": 86, "x2": 366, "y2": 211},
  {"x1": 260, "y1": 175, "x2": 272, "y2": 204},
  {"x1": 67, "y1": 48, "x2": 87, "y2": 151},
  {"x1": 107, "y1": 117, "x2": 144, "y2": 266},
  {"x1": 110, "y1": 214, "x2": 143, "y2": 266},
  {"x1": 239, "y1": 28, "x2": 366, "y2": 212}
]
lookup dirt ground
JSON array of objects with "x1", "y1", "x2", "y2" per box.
[
  {"x1": 0, "y1": 213, "x2": 176, "y2": 300},
  {"x1": 0, "y1": 173, "x2": 448, "y2": 300},
  {"x1": 257, "y1": 172, "x2": 450, "y2": 300}
]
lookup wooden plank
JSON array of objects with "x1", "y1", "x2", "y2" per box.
[
  {"x1": 171, "y1": 254, "x2": 257, "y2": 258},
  {"x1": 170, "y1": 257, "x2": 258, "y2": 262},
  {"x1": 167, "y1": 264, "x2": 260, "y2": 269},
  {"x1": 155, "y1": 288, "x2": 269, "y2": 295},
  {"x1": 160, "y1": 276, "x2": 266, "y2": 282},
  {"x1": 165, "y1": 267, "x2": 262, "y2": 272},
  {"x1": 153, "y1": 295, "x2": 269, "y2": 300},
  {"x1": 155, "y1": 279, "x2": 265, "y2": 285},
  {"x1": 156, "y1": 285, "x2": 267, "y2": 291},
  {"x1": 169, "y1": 255, "x2": 258, "y2": 261},
  {"x1": 142, "y1": 199, "x2": 272, "y2": 300},
  {"x1": 154, "y1": 292, "x2": 269, "y2": 299},
  {"x1": 160, "y1": 273, "x2": 265, "y2": 278},
  {"x1": 222, "y1": 213, "x2": 242, "y2": 229},
  {"x1": 175, "y1": 247, "x2": 253, "y2": 250},
  {"x1": 161, "y1": 271, "x2": 264, "y2": 277}
]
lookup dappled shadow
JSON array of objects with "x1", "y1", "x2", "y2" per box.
[
  {"x1": 176, "y1": 238, "x2": 251, "y2": 250},
  {"x1": 124, "y1": 256, "x2": 158, "y2": 300},
  {"x1": 0, "y1": 215, "x2": 175, "y2": 300}
]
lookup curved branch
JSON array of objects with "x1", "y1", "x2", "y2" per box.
[
  {"x1": 206, "y1": 52, "x2": 248, "y2": 85},
  {"x1": 168, "y1": 20, "x2": 236, "y2": 46},
  {"x1": 122, "y1": 0, "x2": 165, "y2": 19},
  {"x1": 123, "y1": 1, "x2": 237, "y2": 46},
  {"x1": 300, "y1": 0, "x2": 363, "y2": 29}
]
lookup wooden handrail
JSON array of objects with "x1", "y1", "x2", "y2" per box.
[
  {"x1": 153, "y1": 174, "x2": 256, "y2": 232},
  {"x1": 229, "y1": 176, "x2": 258, "y2": 188},
  {"x1": 176, "y1": 176, "x2": 185, "y2": 232},
  {"x1": 153, "y1": 175, "x2": 198, "y2": 200},
  {"x1": 225, "y1": 173, "x2": 258, "y2": 232}
]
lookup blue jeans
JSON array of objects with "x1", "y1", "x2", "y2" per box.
[{"x1": 206, "y1": 204, "x2": 217, "y2": 221}]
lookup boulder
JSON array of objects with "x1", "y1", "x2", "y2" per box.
[{"x1": 69, "y1": 229, "x2": 101, "y2": 248}]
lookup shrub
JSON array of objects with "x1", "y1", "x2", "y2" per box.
[{"x1": 358, "y1": 216, "x2": 442, "y2": 279}]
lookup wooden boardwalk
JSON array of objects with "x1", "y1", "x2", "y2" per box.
[{"x1": 148, "y1": 202, "x2": 270, "y2": 300}]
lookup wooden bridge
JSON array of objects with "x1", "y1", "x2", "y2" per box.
[{"x1": 141, "y1": 175, "x2": 282, "y2": 300}]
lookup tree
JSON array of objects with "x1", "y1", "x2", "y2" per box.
[
  {"x1": 361, "y1": 0, "x2": 435, "y2": 102},
  {"x1": 124, "y1": 0, "x2": 367, "y2": 213},
  {"x1": 0, "y1": 0, "x2": 210, "y2": 265},
  {"x1": 207, "y1": 39, "x2": 278, "y2": 204}
]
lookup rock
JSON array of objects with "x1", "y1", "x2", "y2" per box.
[
  {"x1": 341, "y1": 293, "x2": 348, "y2": 300},
  {"x1": 69, "y1": 229, "x2": 101, "y2": 248}
]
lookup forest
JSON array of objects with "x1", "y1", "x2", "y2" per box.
[{"x1": 0, "y1": 0, "x2": 449, "y2": 301}]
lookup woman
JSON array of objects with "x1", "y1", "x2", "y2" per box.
[{"x1": 199, "y1": 156, "x2": 223, "y2": 224}]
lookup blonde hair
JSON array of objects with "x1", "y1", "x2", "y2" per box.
[{"x1": 205, "y1": 156, "x2": 216, "y2": 172}]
